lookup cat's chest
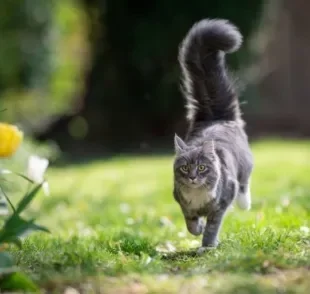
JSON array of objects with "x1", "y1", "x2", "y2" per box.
[{"x1": 180, "y1": 187, "x2": 214, "y2": 210}]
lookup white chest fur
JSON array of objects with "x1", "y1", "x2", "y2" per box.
[{"x1": 180, "y1": 187, "x2": 214, "y2": 210}]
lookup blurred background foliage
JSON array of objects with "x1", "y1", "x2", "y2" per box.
[
  {"x1": 0, "y1": 0, "x2": 87, "y2": 132},
  {"x1": 2, "y1": 0, "x2": 309, "y2": 155}
]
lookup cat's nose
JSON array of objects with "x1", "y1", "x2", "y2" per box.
[{"x1": 189, "y1": 176, "x2": 196, "y2": 181}]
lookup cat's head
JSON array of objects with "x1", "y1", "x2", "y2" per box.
[{"x1": 173, "y1": 134, "x2": 220, "y2": 189}]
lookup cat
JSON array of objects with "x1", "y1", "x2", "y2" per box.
[{"x1": 173, "y1": 18, "x2": 253, "y2": 253}]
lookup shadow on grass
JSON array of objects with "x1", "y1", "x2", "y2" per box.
[
  {"x1": 107, "y1": 231, "x2": 157, "y2": 256},
  {"x1": 217, "y1": 282, "x2": 278, "y2": 294},
  {"x1": 161, "y1": 250, "x2": 197, "y2": 261},
  {"x1": 160, "y1": 248, "x2": 217, "y2": 261}
]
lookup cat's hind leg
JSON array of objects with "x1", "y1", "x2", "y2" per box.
[{"x1": 236, "y1": 180, "x2": 251, "y2": 210}]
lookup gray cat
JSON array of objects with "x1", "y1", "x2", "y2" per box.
[{"x1": 173, "y1": 19, "x2": 253, "y2": 253}]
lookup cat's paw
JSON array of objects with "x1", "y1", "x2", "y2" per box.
[
  {"x1": 187, "y1": 218, "x2": 205, "y2": 236},
  {"x1": 236, "y1": 184, "x2": 251, "y2": 210},
  {"x1": 189, "y1": 226, "x2": 203, "y2": 236},
  {"x1": 196, "y1": 246, "x2": 216, "y2": 255},
  {"x1": 201, "y1": 239, "x2": 219, "y2": 249},
  {"x1": 236, "y1": 193, "x2": 251, "y2": 210}
]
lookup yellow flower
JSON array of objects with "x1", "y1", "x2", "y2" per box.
[{"x1": 0, "y1": 123, "x2": 23, "y2": 157}]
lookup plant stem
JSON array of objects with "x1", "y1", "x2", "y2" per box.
[{"x1": 0, "y1": 185, "x2": 16, "y2": 212}]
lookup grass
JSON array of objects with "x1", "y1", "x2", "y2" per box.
[{"x1": 9, "y1": 140, "x2": 310, "y2": 293}]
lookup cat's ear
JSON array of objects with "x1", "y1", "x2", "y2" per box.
[
  {"x1": 203, "y1": 140, "x2": 215, "y2": 156},
  {"x1": 174, "y1": 134, "x2": 187, "y2": 154}
]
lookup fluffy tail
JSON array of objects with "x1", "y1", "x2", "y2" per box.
[{"x1": 179, "y1": 19, "x2": 242, "y2": 123}]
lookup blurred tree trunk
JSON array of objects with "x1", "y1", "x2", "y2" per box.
[
  {"x1": 247, "y1": 0, "x2": 310, "y2": 137},
  {"x1": 79, "y1": 0, "x2": 144, "y2": 149},
  {"x1": 38, "y1": 0, "x2": 183, "y2": 152}
]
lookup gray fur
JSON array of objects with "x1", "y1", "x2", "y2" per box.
[
  {"x1": 173, "y1": 19, "x2": 253, "y2": 250},
  {"x1": 179, "y1": 19, "x2": 242, "y2": 123}
]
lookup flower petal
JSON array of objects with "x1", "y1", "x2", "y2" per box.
[
  {"x1": 0, "y1": 123, "x2": 23, "y2": 158},
  {"x1": 27, "y1": 155, "x2": 49, "y2": 184}
]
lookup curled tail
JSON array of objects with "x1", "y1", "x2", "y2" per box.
[{"x1": 179, "y1": 19, "x2": 243, "y2": 123}]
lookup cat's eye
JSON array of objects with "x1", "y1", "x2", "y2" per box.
[
  {"x1": 180, "y1": 165, "x2": 189, "y2": 172},
  {"x1": 198, "y1": 165, "x2": 206, "y2": 172}
]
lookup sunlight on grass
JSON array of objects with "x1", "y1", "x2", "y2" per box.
[{"x1": 10, "y1": 140, "x2": 310, "y2": 293}]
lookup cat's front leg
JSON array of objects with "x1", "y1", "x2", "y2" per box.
[
  {"x1": 184, "y1": 216, "x2": 205, "y2": 236},
  {"x1": 198, "y1": 179, "x2": 236, "y2": 253},
  {"x1": 201, "y1": 211, "x2": 224, "y2": 248}
]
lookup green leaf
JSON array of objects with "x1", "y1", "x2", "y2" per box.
[
  {"x1": 0, "y1": 215, "x2": 49, "y2": 245},
  {"x1": 15, "y1": 183, "x2": 42, "y2": 215},
  {"x1": 0, "y1": 272, "x2": 39, "y2": 292},
  {"x1": 0, "y1": 215, "x2": 30, "y2": 244},
  {"x1": 0, "y1": 170, "x2": 34, "y2": 184},
  {"x1": 0, "y1": 182, "x2": 49, "y2": 247},
  {"x1": 29, "y1": 222, "x2": 50, "y2": 234},
  {"x1": 14, "y1": 173, "x2": 35, "y2": 184}
]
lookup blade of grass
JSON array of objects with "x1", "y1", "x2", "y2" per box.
[{"x1": 15, "y1": 184, "x2": 42, "y2": 215}]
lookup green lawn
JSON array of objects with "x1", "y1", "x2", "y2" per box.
[{"x1": 10, "y1": 140, "x2": 310, "y2": 293}]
